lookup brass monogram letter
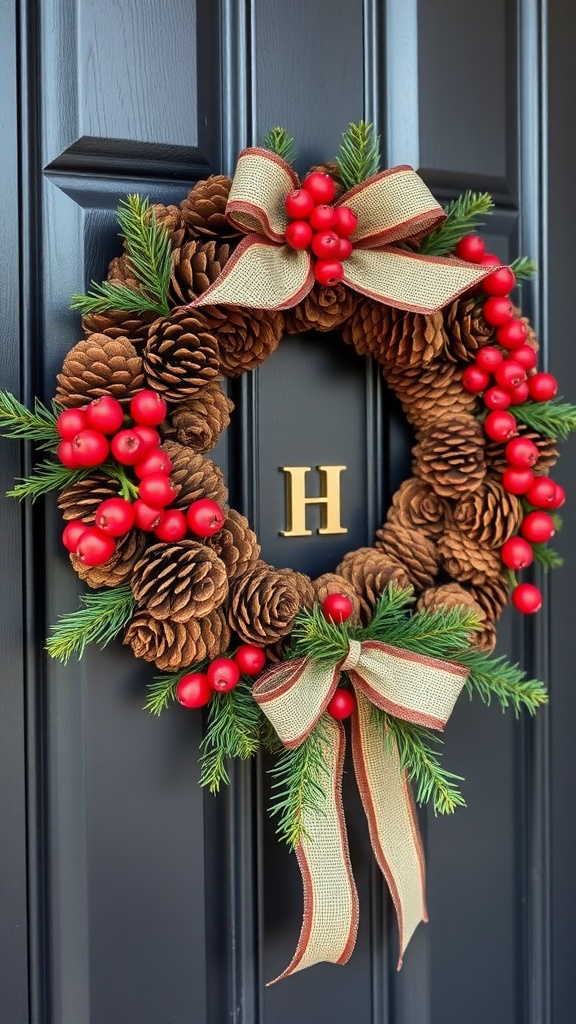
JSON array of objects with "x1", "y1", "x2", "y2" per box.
[{"x1": 280, "y1": 466, "x2": 348, "y2": 537}]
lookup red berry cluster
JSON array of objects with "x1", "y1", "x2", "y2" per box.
[
  {"x1": 57, "y1": 390, "x2": 226, "y2": 566},
  {"x1": 176, "y1": 645, "x2": 268, "y2": 709},
  {"x1": 321, "y1": 593, "x2": 357, "y2": 720},
  {"x1": 457, "y1": 234, "x2": 564, "y2": 615},
  {"x1": 284, "y1": 172, "x2": 358, "y2": 287}
]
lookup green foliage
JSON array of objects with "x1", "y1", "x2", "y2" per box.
[
  {"x1": 335, "y1": 121, "x2": 381, "y2": 191},
  {"x1": 199, "y1": 682, "x2": 262, "y2": 794},
  {"x1": 102, "y1": 462, "x2": 139, "y2": 502},
  {"x1": 510, "y1": 255, "x2": 538, "y2": 283},
  {"x1": 263, "y1": 126, "x2": 297, "y2": 165},
  {"x1": 0, "y1": 390, "x2": 60, "y2": 449},
  {"x1": 46, "y1": 585, "x2": 136, "y2": 664},
  {"x1": 513, "y1": 399, "x2": 576, "y2": 440},
  {"x1": 458, "y1": 651, "x2": 548, "y2": 715},
  {"x1": 419, "y1": 191, "x2": 494, "y2": 256},
  {"x1": 145, "y1": 667, "x2": 200, "y2": 716},
  {"x1": 7, "y1": 459, "x2": 89, "y2": 502},
  {"x1": 532, "y1": 543, "x2": 564, "y2": 570},
  {"x1": 269, "y1": 717, "x2": 332, "y2": 848}
]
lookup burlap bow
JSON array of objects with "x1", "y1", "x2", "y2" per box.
[
  {"x1": 253, "y1": 639, "x2": 469, "y2": 982},
  {"x1": 188, "y1": 149, "x2": 492, "y2": 312}
]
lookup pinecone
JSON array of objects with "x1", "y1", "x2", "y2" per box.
[
  {"x1": 160, "y1": 441, "x2": 228, "y2": 510},
  {"x1": 374, "y1": 524, "x2": 440, "y2": 591},
  {"x1": 227, "y1": 560, "x2": 304, "y2": 644},
  {"x1": 196, "y1": 305, "x2": 284, "y2": 377},
  {"x1": 131, "y1": 540, "x2": 228, "y2": 622},
  {"x1": 81, "y1": 310, "x2": 157, "y2": 351},
  {"x1": 452, "y1": 478, "x2": 522, "y2": 547},
  {"x1": 305, "y1": 163, "x2": 344, "y2": 198},
  {"x1": 168, "y1": 240, "x2": 231, "y2": 306},
  {"x1": 284, "y1": 283, "x2": 358, "y2": 333},
  {"x1": 143, "y1": 310, "x2": 220, "y2": 401},
  {"x1": 70, "y1": 529, "x2": 146, "y2": 588},
  {"x1": 163, "y1": 382, "x2": 234, "y2": 452},
  {"x1": 386, "y1": 476, "x2": 448, "y2": 537},
  {"x1": 206, "y1": 508, "x2": 261, "y2": 581},
  {"x1": 443, "y1": 297, "x2": 496, "y2": 363},
  {"x1": 336, "y1": 547, "x2": 412, "y2": 622},
  {"x1": 311, "y1": 573, "x2": 361, "y2": 623},
  {"x1": 438, "y1": 526, "x2": 502, "y2": 585},
  {"x1": 55, "y1": 335, "x2": 144, "y2": 408},
  {"x1": 412, "y1": 413, "x2": 486, "y2": 498},
  {"x1": 151, "y1": 203, "x2": 186, "y2": 248},
  {"x1": 416, "y1": 583, "x2": 495, "y2": 652},
  {"x1": 107, "y1": 254, "x2": 139, "y2": 290},
  {"x1": 393, "y1": 362, "x2": 479, "y2": 432},
  {"x1": 469, "y1": 574, "x2": 510, "y2": 624},
  {"x1": 342, "y1": 301, "x2": 447, "y2": 372},
  {"x1": 485, "y1": 423, "x2": 558, "y2": 474},
  {"x1": 180, "y1": 176, "x2": 241, "y2": 242},
  {"x1": 123, "y1": 607, "x2": 229, "y2": 671},
  {"x1": 58, "y1": 471, "x2": 120, "y2": 523}
]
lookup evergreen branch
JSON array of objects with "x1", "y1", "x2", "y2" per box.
[
  {"x1": 0, "y1": 390, "x2": 60, "y2": 448},
  {"x1": 46, "y1": 585, "x2": 136, "y2": 664},
  {"x1": 70, "y1": 280, "x2": 166, "y2": 317},
  {"x1": 262, "y1": 126, "x2": 297, "y2": 165},
  {"x1": 7, "y1": 460, "x2": 89, "y2": 502},
  {"x1": 199, "y1": 682, "x2": 262, "y2": 794},
  {"x1": 335, "y1": 121, "x2": 381, "y2": 191},
  {"x1": 116, "y1": 195, "x2": 172, "y2": 314},
  {"x1": 532, "y1": 543, "x2": 564, "y2": 570},
  {"x1": 512, "y1": 399, "x2": 576, "y2": 440},
  {"x1": 459, "y1": 651, "x2": 548, "y2": 715},
  {"x1": 145, "y1": 667, "x2": 198, "y2": 716},
  {"x1": 510, "y1": 255, "x2": 538, "y2": 283},
  {"x1": 419, "y1": 191, "x2": 494, "y2": 256},
  {"x1": 269, "y1": 717, "x2": 331, "y2": 848},
  {"x1": 101, "y1": 462, "x2": 139, "y2": 501}
]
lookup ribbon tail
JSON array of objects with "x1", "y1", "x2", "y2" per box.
[
  {"x1": 269, "y1": 715, "x2": 359, "y2": 984},
  {"x1": 188, "y1": 236, "x2": 314, "y2": 311},
  {"x1": 351, "y1": 689, "x2": 427, "y2": 968}
]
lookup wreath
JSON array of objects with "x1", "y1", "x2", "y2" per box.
[{"x1": 2, "y1": 123, "x2": 574, "y2": 980}]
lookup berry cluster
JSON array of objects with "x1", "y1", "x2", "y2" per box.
[
  {"x1": 176, "y1": 644, "x2": 268, "y2": 708},
  {"x1": 457, "y1": 234, "x2": 565, "y2": 614},
  {"x1": 284, "y1": 172, "x2": 358, "y2": 287},
  {"x1": 57, "y1": 390, "x2": 226, "y2": 566}
]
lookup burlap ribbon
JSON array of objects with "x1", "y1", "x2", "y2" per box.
[
  {"x1": 188, "y1": 149, "x2": 493, "y2": 312},
  {"x1": 253, "y1": 639, "x2": 469, "y2": 981}
]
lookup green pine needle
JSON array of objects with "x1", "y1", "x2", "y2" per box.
[
  {"x1": 262, "y1": 126, "x2": 297, "y2": 165},
  {"x1": 70, "y1": 280, "x2": 165, "y2": 317},
  {"x1": 532, "y1": 543, "x2": 564, "y2": 570},
  {"x1": 513, "y1": 399, "x2": 576, "y2": 440},
  {"x1": 510, "y1": 255, "x2": 538, "y2": 283},
  {"x1": 269, "y1": 716, "x2": 332, "y2": 849},
  {"x1": 459, "y1": 650, "x2": 548, "y2": 715},
  {"x1": 46, "y1": 585, "x2": 136, "y2": 665},
  {"x1": 199, "y1": 681, "x2": 262, "y2": 794},
  {"x1": 7, "y1": 460, "x2": 90, "y2": 502},
  {"x1": 335, "y1": 121, "x2": 381, "y2": 191},
  {"x1": 0, "y1": 390, "x2": 60, "y2": 449},
  {"x1": 144, "y1": 666, "x2": 205, "y2": 716},
  {"x1": 419, "y1": 191, "x2": 495, "y2": 256}
]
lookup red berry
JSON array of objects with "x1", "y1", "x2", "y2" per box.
[
  {"x1": 508, "y1": 381, "x2": 531, "y2": 405},
  {"x1": 186, "y1": 499, "x2": 226, "y2": 538},
  {"x1": 134, "y1": 449, "x2": 173, "y2": 479},
  {"x1": 475, "y1": 346, "x2": 504, "y2": 373},
  {"x1": 551, "y1": 483, "x2": 566, "y2": 508},
  {"x1": 462, "y1": 365, "x2": 490, "y2": 393},
  {"x1": 500, "y1": 536, "x2": 534, "y2": 570},
  {"x1": 314, "y1": 259, "x2": 344, "y2": 286},
  {"x1": 496, "y1": 319, "x2": 528, "y2": 351},
  {"x1": 138, "y1": 473, "x2": 179, "y2": 509},
  {"x1": 479, "y1": 253, "x2": 502, "y2": 268},
  {"x1": 207, "y1": 658, "x2": 241, "y2": 693},
  {"x1": 505, "y1": 436, "x2": 539, "y2": 468},
  {"x1": 129, "y1": 390, "x2": 167, "y2": 427},
  {"x1": 133, "y1": 499, "x2": 165, "y2": 531},
  {"x1": 95, "y1": 497, "x2": 135, "y2": 537},
  {"x1": 110, "y1": 429, "x2": 146, "y2": 465},
  {"x1": 132, "y1": 426, "x2": 161, "y2": 452},
  {"x1": 72, "y1": 429, "x2": 109, "y2": 467},
  {"x1": 86, "y1": 396, "x2": 124, "y2": 434},
  {"x1": 512, "y1": 583, "x2": 543, "y2": 614},
  {"x1": 334, "y1": 206, "x2": 359, "y2": 237},
  {"x1": 327, "y1": 689, "x2": 356, "y2": 720},
  {"x1": 234, "y1": 645, "x2": 267, "y2": 676},
  {"x1": 311, "y1": 230, "x2": 340, "y2": 259},
  {"x1": 322, "y1": 593, "x2": 354, "y2": 624},
  {"x1": 337, "y1": 237, "x2": 353, "y2": 260},
  {"x1": 521, "y1": 510, "x2": 555, "y2": 543},
  {"x1": 309, "y1": 205, "x2": 337, "y2": 231},
  {"x1": 484, "y1": 386, "x2": 511, "y2": 410},
  {"x1": 153, "y1": 508, "x2": 188, "y2": 542},
  {"x1": 528, "y1": 372, "x2": 558, "y2": 402},
  {"x1": 285, "y1": 220, "x2": 314, "y2": 250},
  {"x1": 484, "y1": 410, "x2": 518, "y2": 442},
  {"x1": 302, "y1": 172, "x2": 336, "y2": 205},
  {"x1": 57, "y1": 408, "x2": 88, "y2": 441},
  {"x1": 494, "y1": 361, "x2": 527, "y2": 391},
  {"x1": 483, "y1": 266, "x2": 516, "y2": 296},
  {"x1": 525, "y1": 477, "x2": 558, "y2": 508},
  {"x1": 75, "y1": 527, "x2": 116, "y2": 566},
  {"x1": 57, "y1": 440, "x2": 80, "y2": 469},
  {"x1": 512, "y1": 345, "x2": 538, "y2": 371},
  {"x1": 284, "y1": 189, "x2": 315, "y2": 220},
  {"x1": 62, "y1": 520, "x2": 88, "y2": 553},
  {"x1": 501, "y1": 467, "x2": 534, "y2": 494},
  {"x1": 176, "y1": 673, "x2": 212, "y2": 709},
  {"x1": 483, "y1": 296, "x2": 515, "y2": 327},
  {"x1": 454, "y1": 234, "x2": 485, "y2": 263}
]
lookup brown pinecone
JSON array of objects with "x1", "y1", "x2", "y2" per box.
[
  {"x1": 392, "y1": 362, "x2": 479, "y2": 431},
  {"x1": 143, "y1": 310, "x2": 220, "y2": 401},
  {"x1": 452, "y1": 478, "x2": 522, "y2": 547},
  {"x1": 311, "y1": 573, "x2": 361, "y2": 623},
  {"x1": 412, "y1": 413, "x2": 486, "y2": 497},
  {"x1": 70, "y1": 529, "x2": 146, "y2": 589},
  {"x1": 131, "y1": 540, "x2": 228, "y2": 622},
  {"x1": 81, "y1": 309, "x2": 157, "y2": 351},
  {"x1": 107, "y1": 254, "x2": 139, "y2": 290},
  {"x1": 55, "y1": 335, "x2": 145, "y2": 408},
  {"x1": 438, "y1": 526, "x2": 502, "y2": 585},
  {"x1": 58, "y1": 471, "x2": 120, "y2": 523},
  {"x1": 160, "y1": 441, "x2": 228, "y2": 510},
  {"x1": 196, "y1": 304, "x2": 284, "y2": 377},
  {"x1": 305, "y1": 163, "x2": 344, "y2": 199},
  {"x1": 443, "y1": 297, "x2": 496, "y2": 363},
  {"x1": 386, "y1": 476, "x2": 448, "y2": 537},
  {"x1": 468, "y1": 574, "x2": 510, "y2": 624},
  {"x1": 168, "y1": 240, "x2": 231, "y2": 306},
  {"x1": 206, "y1": 508, "x2": 261, "y2": 581},
  {"x1": 284, "y1": 283, "x2": 358, "y2": 333},
  {"x1": 342, "y1": 301, "x2": 447, "y2": 372},
  {"x1": 180, "y1": 176, "x2": 241, "y2": 242},
  {"x1": 341, "y1": 298, "x2": 390, "y2": 358},
  {"x1": 485, "y1": 423, "x2": 558, "y2": 474},
  {"x1": 227, "y1": 560, "x2": 304, "y2": 645},
  {"x1": 374, "y1": 524, "x2": 440, "y2": 590},
  {"x1": 416, "y1": 583, "x2": 495, "y2": 652},
  {"x1": 163, "y1": 382, "x2": 234, "y2": 452},
  {"x1": 123, "y1": 607, "x2": 230, "y2": 671},
  {"x1": 336, "y1": 547, "x2": 412, "y2": 622},
  {"x1": 151, "y1": 203, "x2": 186, "y2": 248}
]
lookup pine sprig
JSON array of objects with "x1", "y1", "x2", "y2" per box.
[
  {"x1": 513, "y1": 399, "x2": 576, "y2": 440},
  {"x1": 70, "y1": 280, "x2": 165, "y2": 317},
  {"x1": 419, "y1": 191, "x2": 494, "y2": 256},
  {"x1": 7, "y1": 459, "x2": 89, "y2": 502},
  {"x1": 269, "y1": 717, "x2": 332, "y2": 848},
  {"x1": 0, "y1": 390, "x2": 60, "y2": 449},
  {"x1": 458, "y1": 651, "x2": 547, "y2": 715},
  {"x1": 335, "y1": 121, "x2": 381, "y2": 192},
  {"x1": 510, "y1": 255, "x2": 538, "y2": 283},
  {"x1": 46, "y1": 585, "x2": 136, "y2": 664},
  {"x1": 199, "y1": 682, "x2": 262, "y2": 794},
  {"x1": 532, "y1": 543, "x2": 564, "y2": 570},
  {"x1": 263, "y1": 126, "x2": 297, "y2": 165}
]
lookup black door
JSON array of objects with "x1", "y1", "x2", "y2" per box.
[{"x1": 2, "y1": 1, "x2": 575, "y2": 1022}]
